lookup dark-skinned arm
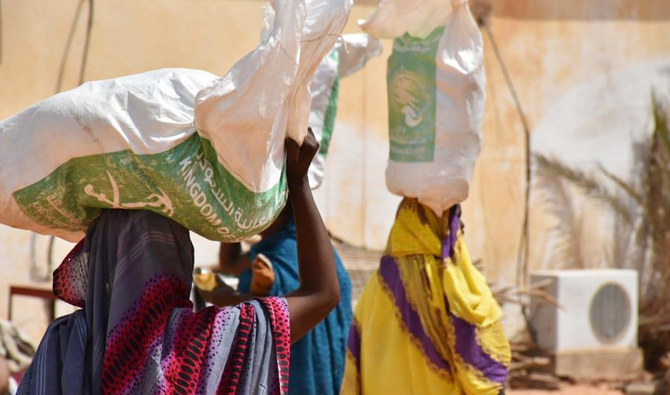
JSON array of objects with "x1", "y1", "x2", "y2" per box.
[
  {"x1": 198, "y1": 282, "x2": 252, "y2": 307},
  {"x1": 201, "y1": 128, "x2": 339, "y2": 343},
  {"x1": 284, "y1": 129, "x2": 340, "y2": 344},
  {"x1": 198, "y1": 243, "x2": 251, "y2": 306},
  {"x1": 218, "y1": 242, "x2": 251, "y2": 276}
]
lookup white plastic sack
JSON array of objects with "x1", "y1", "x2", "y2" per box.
[
  {"x1": 307, "y1": 34, "x2": 383, "y2": 188},
  {"x1": 360, "y1": 0, "x2": 458, "y2": 39},
  {"x1": 361, "y1": 0, "x2": 485, "y2": 215},
  {"x1": 0, "y1": 0, "x2": 351, "y2": 242}
]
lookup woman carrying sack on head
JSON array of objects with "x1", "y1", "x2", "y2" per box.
[
  {"x1": 18, "y1": 131, "x2": 341, "y2": 395},
  {"x1": 342, "y1": 0, "x2": 511, "y2": 393}
]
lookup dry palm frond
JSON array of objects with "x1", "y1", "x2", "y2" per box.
[
  {"x1": 491, "y1": 279, "x2": 562, "y2": 309},
  {"x1": 534, "y1": 170, "x2": 585, "y2": 268},
  {"x1": 534, "y1": 153, "x2": 635, "y2": 226},
  {"x1": 597, "y1": 164, "x2": 645, "y2": 206}
]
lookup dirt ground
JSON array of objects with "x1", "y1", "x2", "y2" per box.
[{"x1": 508, "y1": 384, "x2": 622, "y2": 394}]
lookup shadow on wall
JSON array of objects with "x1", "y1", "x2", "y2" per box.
[{"x1": 476, "y1": 0, "x2": 670, "y2": 21}]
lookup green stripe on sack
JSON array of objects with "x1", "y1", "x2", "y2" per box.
[
  {"x1": 319, "y1": 50, "x2": 340, "y2": 155},
  {"x1": 12, "y1": 133, "x2": 287, "y2": 241},
  {"x1": 320, "y1": 76, "x2": 339, "y2": 155}
]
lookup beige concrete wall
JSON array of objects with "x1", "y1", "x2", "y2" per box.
[
  {"x1": 2, "y1": 0, "x2": 670, "y2": 339},
  {"x1": 470, "y1": 2, "x2": 670, "y2": 287}
]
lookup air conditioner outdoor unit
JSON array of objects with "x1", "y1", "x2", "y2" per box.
[
  {"x1": 529, "y1": 269, "x2": 642, "y2": 379},
  {"x1": 531, "y1": 269, "x2": 638, "y2": 350}
]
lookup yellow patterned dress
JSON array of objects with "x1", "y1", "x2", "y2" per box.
[{"x1": 341, "y1": 199, "x2": 510, "y2": 395}]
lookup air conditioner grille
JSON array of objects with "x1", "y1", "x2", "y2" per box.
[{"x1": 589, "y1": 282, "x2": 631, "y2": 344}]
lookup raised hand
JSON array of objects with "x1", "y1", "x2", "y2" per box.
[{"x1": 285, "y1": 127, "x2": 319, "y2": 189}]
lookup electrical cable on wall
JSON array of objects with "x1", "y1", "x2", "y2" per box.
[
  {"x1": 36, "y1": 0, "x2": 96, "y2": 281},
  {"x1": 56, "y1": 0, "x2": 86, "y2": 93},
  {"x1": 478, "y1": 16, "x2": 533, "y2": 309},
  {"x1": 79, "y1": 0, "x2": 95, "y2": 85}
]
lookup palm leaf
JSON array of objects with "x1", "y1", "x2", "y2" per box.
[
  {"x1": 534, "y1": 153, "x2": 635, "y2": 225},
  {"x1": 652, "y1": 94, "x2": 670, "y2": 156},
  {"x1": 597, "y1": 164, "x2": 644, "y2": 207},
  {"x1": 535, "y1": 175, "x2": 582, "y2": 268}
]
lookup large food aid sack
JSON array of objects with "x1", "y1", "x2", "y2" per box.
[
  {"x1": 0, "y1": 0, "x2": 351, "y2": 242},
  {"x1": 361, "y1": 0, "x2": 485, "y2": 215},
  {"x1": 308, "y1": 34, "x2": 383, "y2": 188}
]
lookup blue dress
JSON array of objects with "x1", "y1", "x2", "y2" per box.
[{"x1": 238, "y1": 216, "x2": 353, "y2": 395}]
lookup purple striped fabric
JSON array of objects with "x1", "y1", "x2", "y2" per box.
[
  {"x1": 441, "y1": 205, "x2": 461, "y2": 261},
  {"x1": 441, "y1": 205, "x2": 508, "y2": 384},
  {"x1": 347, "y1": 318, "x2": 362, "y2": 373},
  {"x1": 446, "y1": 297, "x2": 509, "y2": 384},
  {"x1": 378, "y1": 256, "x2": 452, "y2": 373}
]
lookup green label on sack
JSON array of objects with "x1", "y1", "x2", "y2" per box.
[
  {"x1": 387, "y1": 27, "x2": 443, "y2": 162},
  {"x1": 320, "y1": 49, "x2": 340, "y2": 156},
  {"x1": 12, "y1": 133, "x2": 287, "y2": 241}
]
